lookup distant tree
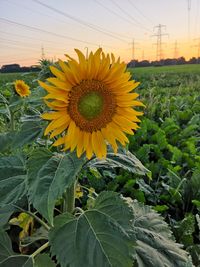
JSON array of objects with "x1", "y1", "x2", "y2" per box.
[
  {"x1": 176, "y1": 57, "x2": 186, "y2": 65},
  {"x1": 1, "y1": 64, "x2": 21, "y2": 73}
]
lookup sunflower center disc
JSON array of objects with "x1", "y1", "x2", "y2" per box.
[
  {"x1": 68, "y1": 80, "x2": 116, "y2": 132},
  {"x1": 78, "y1": 92, "x2": 103, "y2": 120}
]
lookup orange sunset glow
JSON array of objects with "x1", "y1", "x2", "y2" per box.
[{"x1": 0, "y1": 0, "x2": 200, "y2": 66}]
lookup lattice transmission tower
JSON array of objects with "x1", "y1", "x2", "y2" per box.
[{"x1": 151, "y1": 24, "x2": 169, "y2": 61}]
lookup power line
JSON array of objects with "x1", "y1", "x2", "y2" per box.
[
  {"x1": 0, "y1": 36, "x2": 77, "y2": 54},
  {"x1": 32, "y1": 0, "x2": 129, "y2": 43},
  {"x1": 0, "y1": 30, "x2": 74, "y2": 47},
  {"x1": 93, "y1": 0, "x2": 142, "y2": 29},
  {"x1": 127, "y1": 0, "x2": 155, "y2": 25},
  {"x1": 0, "y1": 17, "x2": 112, "y2": 48},
  {"x1": 151, "y1": 24, "x2": 169, "y2": 60},
  {"x1": 109, "y1": 0, "x2": 151, "y2": 32}
]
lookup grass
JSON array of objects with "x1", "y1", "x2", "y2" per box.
[{"x1": 129, "y1": 64, "x2": 200, "y2": 74}]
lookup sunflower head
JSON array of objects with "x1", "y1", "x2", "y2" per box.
[
  {"x1": 14, "y1": 80, "x2": 31, "y2": 97},
  {"x1": 40, "y1": 48, "x2": 144, "y2": 159}
]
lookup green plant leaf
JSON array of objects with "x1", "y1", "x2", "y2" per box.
[
  {"x1": 173, "y1": 214, "x2": 195, "y2": 247},
  {"x1": 49, "y1": 191, "x2": 135, "y2": 267},
  {"x1": 0, "y1": 132, "x2": 13, "y2": 152},
  {"x1": 34, "y1": 254, "x2": 56, "y2": 267},
  {"x1": 88, "y1": 148, "x2": 150, "y2": 177},
  {"x1": 12, "y1": 121, "x2": 43, "y2": 148},
  {"x1": 129, "y1": 200, "x2": 194, "y2": 267},
  {"x1": 27, "y1": 149, "x2": 85, "y2": 224},
  {"x1": 0, "y1": 230, "x2": 13, "y2": 262},
  {"x1": 0, "y1": 205, "x2": 15, "y2": 227},
  {"x1": 0, "y1": 155, "x2": 27, "y2": 207},
  {"x1": 0, "y1": 255, "x2": 33, "y2": 267}
]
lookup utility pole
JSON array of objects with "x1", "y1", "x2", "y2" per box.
[
  {"x1": 129, "y1": 39, "x2": 139, "y2": 66},
  {"x1": 41, "y1": 45, "x2": 45, "y2": 59},
  {"x1": 141, "y1": 50, "x2": 144, "y2": 61},
  {"x1": 151, "y1": 24, "x2": 169, "y2": 61},
  {"x1": 173, "y1": 40, "x2": 179, "y2": 58}
]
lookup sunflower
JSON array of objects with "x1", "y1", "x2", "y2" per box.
[
  {"x1": 14, "y1": 80, "x2": 31, "y2": 97},
  {"x1": 40, "y1": 48, "x2": 144, "y2": 159}
]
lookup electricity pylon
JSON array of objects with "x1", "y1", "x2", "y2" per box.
[{"x1": 151, "y1": 24, "x2": 169, "y2": 61}]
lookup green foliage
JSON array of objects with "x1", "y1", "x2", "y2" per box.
[
  {"x1": 0, "y1": 255, "x2": 33, "y2": 267},
  {"x1": 130, "y1": 201, "x2": 194, "y2": 267},
  {"x1": 49, "y1": 192, "x2": 135, "y2": 267},
  {"x1": 0, "y1": 230, "x2": 13, "y2": 262},
  {"x1": 0, "y1": 155, "x2": 27, "y2": 206},
  {"x1": 34, "y1": 254, "x2": 56, "y2": 267},
  {"x1": 0, "y1": 65, "x2": 199, "y2": 266},
  {"x1": 27, "y1": 149, "x2": 85, "y2": 224}
]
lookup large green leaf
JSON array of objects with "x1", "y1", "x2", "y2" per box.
[
  {"x1": 87, "y1": 148, "x2": 150, "y2": 177},
  {"x1": 0, "y1": 230, "x2": 33, "y2": 267},
  {"x1": 0, "y1": 155, "x2": 27, "y2": 207},
  {"x1": 0, "y1": 230, "x2": 13, "y2": 262},
  {"x1": 27, "y1": 149, "x2": 85, "y2": 224},
  {"x1": 0, "y1": 132, "x2": 13, "y2": 152},
  {"x1": 49, "y1": 191, "x2": 135, "y2": 267},
  {"x1": 34, "y1": 254, "x2": 56, "y2": 267},
  {"x1": 130, "y1": 201, "x2": 194, "y2": 267},
  {"x1": 0, "y1": 205, "x2": 15, "y2": 227},
  {"x1": 12, "y1": 121, "x2": 43, "y2": 148},
  {"x1": 0, "y1": 255, "x2": 33, "y2": 267}
]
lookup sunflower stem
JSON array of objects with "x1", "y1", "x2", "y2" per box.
[
  {"x1": 63, "y1": 180, "x2": 77, "y2": 214},
  {"x1": 31, "y1": 242, "x2": 49, "y2": 259},
  {"x1": 10, "y1": 110, "x2": 15, "y2": 131}
]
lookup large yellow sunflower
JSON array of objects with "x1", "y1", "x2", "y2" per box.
[
  {"x1": 40, "y1": 48, "x2": 144, "y2": 159},
  {"x1": 14, "y1": 80, "x2": 31, "y2": 97}
]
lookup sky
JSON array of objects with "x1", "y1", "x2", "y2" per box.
[{"x1": 0, "y1": 0, "x2": 200, "y2": 66}]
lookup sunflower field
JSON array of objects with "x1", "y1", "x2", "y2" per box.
[{"x1": 0, "y1": 51, "x2": 199, "y2": 267}]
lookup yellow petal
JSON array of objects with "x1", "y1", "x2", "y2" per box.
[
  {"x1": 38, "y1": 80, "x2": 61, "y2": 94},
  {"x1": 44, "y1": 115, "x2": 70, "y2": 136},
  {"x1": 59, "y1": 60, "x2": 79, "y2": 85},
  {"x1": 50, "y1": 123, "x2": 68, "y2": 138},
  {"x1": 41, "y1": 112, "x2": 64, "y2": 120},
  {"x1": 76, "y1": 130, "x2": 84, "y2": 158},
  {"x1": 43, "y1": 93, "x2": 68, "y2": 103},
  {"x1": 92, "y1": 131, "x2": 100, "y2": 158},
  {"x1": 70, "y1": 125, "x2": 80, "y2": 152},
  {"x1": 96, "y1": 130, "x2": 107, "y2": 158},
  {"x1": 50, "y1": 66, "x2": 66, "y2": 82},
  {"x1": 47, "y1": 77, "x2": 71, "y2": 90},
  {"x1": 85, "y1": 133, "x2": 93, "y2": 159},
  {"x1": 53, "y1": 136, "x2": 65, "y2": 146}
]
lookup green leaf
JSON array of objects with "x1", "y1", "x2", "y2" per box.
[
  {"x1": 129, "y1": 201, "x2": 194, "y2": 267},
  {"x1": 0, "y1": 133, "x2": 13, "y2": 152},
  {"x1": 0, "y1": 156, "x2": 27, "y2": 207},
  {"x1": 88, "y1": 148, "x2": 150, "y2": 177},
  {"x1": 12, "y1": 121, "x2": 43, "y2": 148},
  {"x1": 173, "y1": 214, "x2": 195, "y2": 247},
  {"x1": 0, "y1": 255, "x2": 33, "y2": 267},
  {"x1": 153, "y1": 205, "x2": 169, "y2": 212},
  {"x1": 27, "y1": 149, "x2": 85, "y2": 224},
  {"x1": 49, "y1": 191, "x2": 135, "y2": 267},
  {"x1": 21, "y1": 227, "x2": 48, "y2": 247},
  {"x1": 0, "y1": 230, "x2": 13, "y2": 262},
  {"x1": 34, "y1": 254, "x2": 56, "y2": 267},
  {"x1": 0, "y1": 205, "x2": 15, "y2": 227}
]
